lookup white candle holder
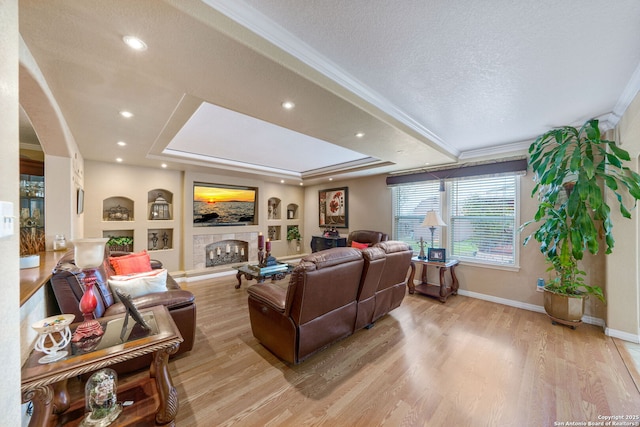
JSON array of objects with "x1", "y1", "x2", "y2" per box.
[{"x1": 31, "y1": 314, "x2": 75, "y2": 364}]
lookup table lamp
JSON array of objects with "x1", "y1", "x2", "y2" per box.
[
  {"x1": 71, "y1": 238, "x2": 108, "y2": 342},
  {"x1": 421, "y1": 210, "x2": 447, "y2": 248}
]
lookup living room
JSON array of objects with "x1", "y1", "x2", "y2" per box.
[{"x1": 4, "y1": 1, "x2": 640, "y2": 425}]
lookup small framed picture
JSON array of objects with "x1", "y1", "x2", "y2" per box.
[{"x1": 428, "y1": 248, "x2": 446, "y2": 262}]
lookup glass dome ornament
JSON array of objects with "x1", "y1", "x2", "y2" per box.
[{"x1": 80, "y1": 368, "x2": 122, "y2": 426}]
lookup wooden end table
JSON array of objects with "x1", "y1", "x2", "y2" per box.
[
  {"x1": 232, "y1": 263, "x2": 295, "y2": 289},
  {"x1": 21, "y1": 305, "x2": 183, "y2": 427},
  {"x1": 408, "y1": 258, "x2": 459, "y2": 302}
]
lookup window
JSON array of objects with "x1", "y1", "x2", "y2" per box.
[
  {"x1": 392, "y1": 174, "x2": 519, "y2": 267},
  {"x1": 449, "y1": 175, "x2": 517, "y2": 266},
  {"x1": 393, "y1": 181, "x2": 442, "y2": 251}
]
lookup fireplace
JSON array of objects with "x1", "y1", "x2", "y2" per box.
[
  {"x1": 205, "y1": 240, "x2": 248, "y2": 267},
  {"x1": 193, "y1": 232, "x2": 258, "y2": 270}
]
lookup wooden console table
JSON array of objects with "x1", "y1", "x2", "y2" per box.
[
  {"x1": 21, "y1": 305, "x2": 182, "y2": 427},
  {"x1": 408, "y1": 258, "x2": 459, "y2": 302},
  {"x1": 310, "y1": 235, "x2": 346, "y2": 252}
]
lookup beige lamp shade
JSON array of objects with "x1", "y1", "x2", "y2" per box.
[{"x1": 421, "y1": 211, "x2": 447, "y2": 227}]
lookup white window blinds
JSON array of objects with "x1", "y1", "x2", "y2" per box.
[
  {"x1": 448, "y1": 175, "x2": 517, "y2": 266},
  {"x1": 393, "y1": 181, "x2": 442, "y2": 253}
]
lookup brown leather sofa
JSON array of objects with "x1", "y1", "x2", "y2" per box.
[
  {"x1": 247, "y1": 241, "x2": 412, "y2": 364},
  {"x1": 346, "y1": 229, "x2": 389, "y2": 247},
  {"x1": 50, "y1": 250, "x2": 196, "y2": 369}
]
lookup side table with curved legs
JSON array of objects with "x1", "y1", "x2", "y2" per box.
[{"x1": 408, "y1": 258, "x2": 459, "y2": 303}]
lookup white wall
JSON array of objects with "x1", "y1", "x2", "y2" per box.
[{"x1": 0, "y1": 0, "x2": 24, "y2": 423}]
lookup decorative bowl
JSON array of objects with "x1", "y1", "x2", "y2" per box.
[{"x1": 32, "y1": 314, "x2": 75, "y2": 334}]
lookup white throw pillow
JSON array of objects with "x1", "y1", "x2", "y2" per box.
[{"x1": 108, "y1": 268, "x2": 168, "y2": 301}]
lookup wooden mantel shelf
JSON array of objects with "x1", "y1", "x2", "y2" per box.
[{"x1": 20, "y1": 250, "x2": 68, "y2": 306}]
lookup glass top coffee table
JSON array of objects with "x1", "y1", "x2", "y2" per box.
[
  {"x1": 232, "y1": 263, "x2": 295, "y2": 289},
  {"x1": 21, "y1": 305, "x2": 182, "y2": 427}
]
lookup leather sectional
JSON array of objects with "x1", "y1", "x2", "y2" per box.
[{"x1": 246, "y1": 241, "x2": 413, "y2": 364}]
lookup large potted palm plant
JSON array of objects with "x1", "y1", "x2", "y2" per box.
[{"x1": 522, "y1": 119, "x2": 640, "y2": 327}]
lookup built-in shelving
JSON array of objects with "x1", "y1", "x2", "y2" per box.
[
  {"x1": 148, "y1": 189, "x2": 173, "y2": 220},
  {"x1": 148, "y1": 228, "x2": 173, "y2": 251},
  {"x1": 103, "y1": 196, "x2": 134, "y2": 221},
  {"x1": 268, "y1": 197, "x2": 281, "y2": 220}
]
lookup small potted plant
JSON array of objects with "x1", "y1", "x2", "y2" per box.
[
  {"x1": 522, "y1": 119, "x2": 640, "y2": 327},
  {"x1": 287, "y1": 226, "x2": 302, "y2": 252},
  {"x1": 106, "y1": 236, "x2": 133, "y2": 252},
  {"x1": 20, "y1": 228, "x2": 45, "y2": 269}
]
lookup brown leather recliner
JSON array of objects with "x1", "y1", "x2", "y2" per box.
[
  {"x1": 50, "y1": 250, "x2": 196, "y2": 370},
  {"x1": 347, "y1": 229, "x2": 389, "y2": 247},
  {"x1": 247, "y1": 247, "x2": 365, "y2": 364},
  {"x1": 247, "y1": 241, "x2": 413, "y2": 364}
]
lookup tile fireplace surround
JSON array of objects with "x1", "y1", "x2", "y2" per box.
[{"x1": 193, "y1": 232, "x2": 258, "y2": 270}]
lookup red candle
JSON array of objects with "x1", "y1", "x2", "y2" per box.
[
  {"x1": 258, "y1": 232, "x2": 264, "y2": 249},
  {"x1": 265, "y1": 239, "x2": 271, "y2": 252}
]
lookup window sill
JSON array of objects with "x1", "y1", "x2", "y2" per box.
[{"x1": 455, "y1": 258, "x2": 520, "y2": 272}]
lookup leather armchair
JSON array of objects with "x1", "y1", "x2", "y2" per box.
[
  {"x1": 50, "y1": 250, "x2": 196, "y2": 370},
  {"x1": 347, "y1": 230, "x2": 389, "y2": 247},
  {"x1": 247, "y1": 247, "x2": 364, "y2": 364}
]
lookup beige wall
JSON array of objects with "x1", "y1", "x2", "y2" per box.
[
  {"x1": 84, "y1": 160, "x2": 184, "y2": 272},
  {"x1": 304, "y1": 175, "x2": 394, "y2": 239},
  {"x1": 308, "y1": 172, "x2": 606, "y2": 320},
  {"x1": 183, "y1": 170, "x2": 305, "y2": 273},
  {"x1": 0, "y1": 0, "x2": 23, "y2": 422},
  {"x1": 607, "y1": 94, "x2": 640, "y2": 339},
  {"x1": 83, "y1": 164, "x2": 306, "y2": 274}
]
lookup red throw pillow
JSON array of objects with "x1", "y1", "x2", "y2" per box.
[
  {"x1": 109, "y1": 250, "x2": 152, "y2": 275},
  {"x1": 351, "y1": 241, "x2": 369, "y2": 249}
]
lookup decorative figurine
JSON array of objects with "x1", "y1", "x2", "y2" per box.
[
  {"x1": 162, "y1": 232, "x2": 169, "y2": 249},
  {"x1": 417, "y1": 237, "x2": 427, "y2": 260}
]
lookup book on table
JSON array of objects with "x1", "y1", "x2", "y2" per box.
[{"x1": 249, "y1": 263, "x2": 289, "y2": 275}]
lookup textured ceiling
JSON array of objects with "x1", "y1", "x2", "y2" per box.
[{"x1": 18, "y1": 0, "x2": 640, "y2": 184}]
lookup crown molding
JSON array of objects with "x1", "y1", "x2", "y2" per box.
[
  {"x1": 201, "y1": 0, "x2": 459, "y2": 158},
  {"x1": 458, "y1": 139, "x2": 531, "y2": 160},
  {"x1": 610, "y1": 60, "x2": 640, "y2": 127}
]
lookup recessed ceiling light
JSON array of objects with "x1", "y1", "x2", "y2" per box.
[
  {"x1": 123, "y1": 36, "x2": 147, "y2": 51},
  {"x1": 280, "y1": 180, "x2": 285, "y2": 184},
  {"x1": 329, "y1": 178, "x2": 333, "y2": 181},
  {"x1": 425, "y1": 162, "x2": 430, "y2": 165},
  {"x1": 281, "y1": 101, "x2": 295, "y2": 110},
  {"x1": 117, "y1": 141, "x2": 127, "y2": 146},
  {"x1": 119, "y1": 111, "x2": 134, "y2": 118},
  {"x1": 299, "y1": 182, "x2": 303, "y2": 186},
  {"x1": 116, "y1": 158, "x2": 123, "y2": 163},
  {"x1": 161, "y1": 163, "x2": 167, "y2": 168},
  {"x1": 355, "y1": 132, "x2": 365, "y2": 138}
]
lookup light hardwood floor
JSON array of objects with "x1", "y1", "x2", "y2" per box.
[{"x1": 158, "y1": 275, "x2": 639, "y2": 426}]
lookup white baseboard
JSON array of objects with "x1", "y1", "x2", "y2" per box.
[
  {"x1": 605, "y1": 327, "x2": 640, "y2": 343},
  {"x1": 456, "y1": 289, "x2": 606, "y2": 330}
]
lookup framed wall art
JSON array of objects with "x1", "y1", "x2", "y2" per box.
[
  {"x1": 319, "y1": 187, "x2": 348, "y2": 228},
  {"x1": 428, "y1": 248, "x2": 446, "y2": 262}
]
